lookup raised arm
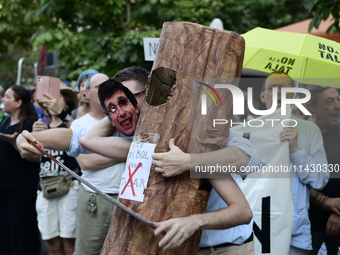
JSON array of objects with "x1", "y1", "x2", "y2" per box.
[
  {"x1": 79, "y1": 117, "x2": 131, "y2": 160},
  {"x1": 16, "y1": 128, "x2": 72, "y2": 159},
  {"x1": 38, "y1": 92, "x2": 75, "y2": 127}
]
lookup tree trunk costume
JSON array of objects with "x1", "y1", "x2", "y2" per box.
[{"x1": 101, "y1": 21, "x2": 245, "y2": 255}]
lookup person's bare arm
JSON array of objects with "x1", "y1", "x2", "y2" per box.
[
  {"x1": 310, "y1": 188, "x2": 319, "y2": 201},
  {"x1": 16, "y1": 129, "x2": 72, "y2": 159},
  {"x1": 152, "y1": 138, "x2": 250, "y2": 177},
  {"x1": 310, "y1": 188, "x2": 340, "y2": 216},
  {"x1": 39, "y1": 93, "x2": 74, "y2": 127},
  {"x1": 203, "y1": 177, "x2": 252, "y2": 228},
  {"x1": 154, "y1": 177, "x2": 252, "y2": 250},
  {"x1": 79, "y1": 117, "x2": 131, "y2": 160},
  {"x1": 76, "y1": 153, "x2": 120, "y2": 170}
]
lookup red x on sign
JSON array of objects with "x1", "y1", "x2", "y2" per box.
[{"x1": 120, "y1": 162, "x2": 143, "y2": 196}]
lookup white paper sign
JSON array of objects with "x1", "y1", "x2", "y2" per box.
[
  {"x1": 143, "y1": 38, "x2": 159, "y2": 61},
  {"x1": 118, "y1": 142, "x2": 156, "y2": 202}
]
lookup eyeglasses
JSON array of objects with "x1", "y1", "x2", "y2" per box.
[
  {"x1": 133, "y1": 91, "x2": 145, "y2": 97},
  {"x1": 106, "y1": 97, "x2": 130, "y2": 114}
]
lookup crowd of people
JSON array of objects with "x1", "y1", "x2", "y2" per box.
[{"x1": 0, "y1": 66, "x2": 339, "y2": 255}]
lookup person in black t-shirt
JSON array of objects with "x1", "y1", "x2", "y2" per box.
[
  {"x1": 307, "y1": 85, "x2": 340, "y2": 255},
  {"x1": 34, "y1": 84, "x2": 79, "y2": 255},
  {"x1": 0, "y1": 85, "x2": 41, "y2": 255}
]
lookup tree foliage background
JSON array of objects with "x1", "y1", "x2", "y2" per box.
[{"x1": 0, "y1": 0, "x2": 339, "y2": 88}]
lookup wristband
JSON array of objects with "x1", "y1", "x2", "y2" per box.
[
  {"x1": 57, "y1": 110, "x2": 72, "y2": 123},
  {"x1": 314, "y1": 192, "x2": 323, "y2": 206},
  {"x1": 320, "y1": 196, "x2": 328, "y2": 209},
  {"x1": 318, "y1": 195, "x2": 326, "y2": 206}
]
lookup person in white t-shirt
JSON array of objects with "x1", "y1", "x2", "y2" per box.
[{"x1": 71, "y1": 73, "x2": 126, "y2": 255}]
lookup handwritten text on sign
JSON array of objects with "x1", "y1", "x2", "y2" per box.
[{"x1": 119, "y1": 142, "x2": 156, "y2": 202}]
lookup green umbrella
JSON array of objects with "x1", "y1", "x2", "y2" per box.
[{"x1": 242, "y1": 27, "x2": 340, "y2": 87}]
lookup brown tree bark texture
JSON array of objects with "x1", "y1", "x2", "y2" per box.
[{"x1": 101, "y1": 22, "x2": 245, "y2": 255}]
